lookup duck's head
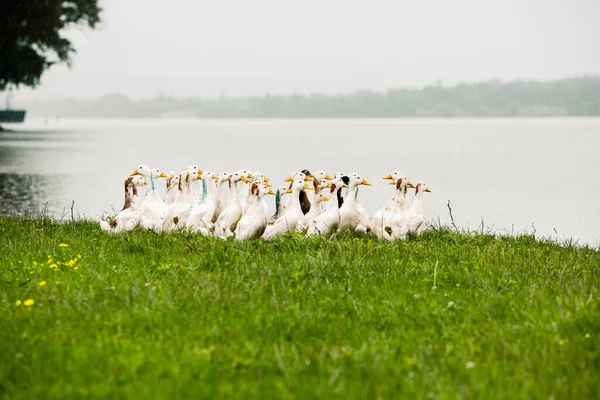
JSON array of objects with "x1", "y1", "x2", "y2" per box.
[
  {"x1": 348, "y1": 174, "x2": 372, "y2": 188},
  {"x1": 216, "y1": 172, "x2": 230, "y2": 184},
  {"x1": 187, "y1": 165, "x2": 199, "y2": 171},
  {"x1": 250, "y1": 182, "x2": 276, "y2": 198},
  {"x1": 414, "y1": 182, "x2": 432, "y2": 194},
  {"x1": 187, "y1": 169, "x2": 202, "y2": 182},
  {"x1": 313, "y1": 171, "x2": 333, "y2": 181},
  {"x1": 130, "y1": 164, "x2": 151, "y2": 178},
  {"x1": 150, "y1": 168, "x2": 168, "y2": 180},
  {"x1": 229, "y1": 172, "x2": 251, "y2": 184},
  {"x1": 170, "y1": 175, "x2": 180, "y2": 188},
  {"x1": 237, "y1": 170, "x2": 255, "y2": 179},
  {"x1": 313, "y1": 179, "x2": 331, "y2": 192},
  {"x1": 284, "y1": 172, "x2": 314, "y2": 182},
  {"x1": 334, "y1": 172, "x2": 346, "y2": 179},
  {"x1": 201, "y1": 171, "x2": 218, "y2": 182},
  {"x1": 131, "y1": 175, "x2": 147, "y2": 187},
  {"x1": 251, "y1": 172, "x2": 271, "y2": 186},
  {"x1": 390, "y1": 176, "x2": 415, "y2": 191},
  {"x1": 383, "y1": 171, "x2": 402, "y2": 182},
  {"x1": 315, "y1": 192, "x2": 330, "y2": 204},
  {"x1": 328, "y1": 177, "x2": 345, "y2": 194},
  {"x1": 286, "y1": 179, "x2": 313, "y2": 194}
]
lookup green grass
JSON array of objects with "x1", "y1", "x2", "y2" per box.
[{"x1": 0, "y1": 216, "x2": 599, "y2": 399}]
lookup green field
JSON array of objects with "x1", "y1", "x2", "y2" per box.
[{"x1": 0, "y1": 216, "x2": 598, "y2": 399}]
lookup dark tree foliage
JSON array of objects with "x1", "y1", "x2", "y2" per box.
[{"x1": 0, "y1": 0, "x2": 101, "y2": 90}]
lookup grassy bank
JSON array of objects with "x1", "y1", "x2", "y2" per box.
[{"x1": 0, "y1": 216, "x2": 598, "y2": 399}]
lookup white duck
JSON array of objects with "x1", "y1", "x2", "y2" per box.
[
  {"x1": 383, "y1": 176, "x2": 415, "y2": 241},
  {"x1": 100, "y1": 175, "x2": 147, "y2": 233},
  {"x1": 236, "y1": 170, "x2": 255, "y2": 212},
  {"x1": 306, "y1": 176, "x2": 344, "y2": 236},
  {"x1": 164, "y1": 174, "x2": 180, "y2": 205},
  {"x1": 214, "y1": 172, "x2": 251, "y2": 238},
  {"x1": 186, "y1": 171, "x2": 218, "y2": 235},
  {"x1": 262, "y1": 179, "x2": 313, "y2": 241},
  {"x1": 160, "y1": 169, "x2": 201, "y2": 231},
  {"x1": 130, "y1": 165, "x2": 168, "y2": 230},
  {"x1": 269, "y1": 185, "x2": 290, "y2": 224},
  {"x1": 282, "y1": 171, "x2": 313, "y2": 215},
  {"x1": 297, "y1": 191, "x2": 330, "y2": 233},
  {"x1": 244, "y1": 172, "x2": 271, "y2": 214},
  {"x1": 372, "y1": 172, "x2": 412, "y2": 240},
  {"x1": 212, "y1": 172, "x2": 230, "y2": 222},
  {"x1": 337, "y1": 174, "x2": 372, "y2": 236},
  {"x1": 297, "y1": 179, "x2": 330, "y2": 232},
  {"x1": 235, "y1": 183, "x2": 275, "y2": 241},
  {"x1": 407, "y1": 182, "x2": 432, "y2": 235}
]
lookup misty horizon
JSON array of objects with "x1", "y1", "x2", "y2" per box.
[{"x1": 10, "y1": 0, "x2": 600, "y2": 101}]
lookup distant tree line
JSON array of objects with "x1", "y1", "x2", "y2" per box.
[{"x1": 19, "y1": 76, "x2": 600, "y2": 118}]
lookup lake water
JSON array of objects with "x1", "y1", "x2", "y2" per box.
[{"x1": 1, "y1": 118, "x2": 598, "y2": 246}]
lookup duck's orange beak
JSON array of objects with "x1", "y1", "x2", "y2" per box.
[
  {"x1": 383, "y1": 174, "x2": 393, "y2": 180},
  {"x1": 268, "y1": 189, "x2": 276, "y2": 195},
  {"x1": 130, "y1": 169, "x2": 139, "y2": 176},
  {"x1": 362, "y1": 179, "x2": 372, "y2": 186}
]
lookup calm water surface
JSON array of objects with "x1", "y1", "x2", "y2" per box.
[{"x1": 1, "y1": 118, "x2": 598, "y2": 245}]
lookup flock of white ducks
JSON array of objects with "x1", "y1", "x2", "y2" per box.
[{"x1": 100, "y1": 165, "x2": 431, "y2": 241}]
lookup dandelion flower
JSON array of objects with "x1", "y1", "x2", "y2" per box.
[
  {"x1": 465, "y1": 361, "x2": 475, "y2": 369},
  {"x1": 39, "y1": 281, "x2": 47, "y2": 287},
  {"x1": 59, "y1": 243, "x2": 69, "y2": 247},
  {"x1": 24, "y1": 299, "x2": 34, "y2": 307},
  {"x1": 558, "y1": 340, "x2": 565, "y2": 346},
  {"x1": 73, "y1": 267, "x2": 79, "y2": 271},
  {"x1": 15, "y1": 300, "x2": 22, "y2": 306},
  {"x1": 447, "y1": 301, "x2": 454, "y2": 308},
  {"x1": 77, "y1": 255, "x2": 82, "y2": 259}
]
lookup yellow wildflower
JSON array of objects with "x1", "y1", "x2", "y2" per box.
[
  {"x1": 15, "y1": 300, "x2": 22, "y2": 306},
  {"x1": 77, "y1": 255, "x2": 82, "y2": 259},
  {"x1": 66, "y1": 260, "x2": 75, "y2": 267},
  {"x1": 59, "y1": 243, "x2": 69, "y2": 247},
  {"x1": 559, "y1": 340, "x2": 565, "y2": 346},
  {"x1": 74, "y1": 267, "x2": 79, "y2": 271},
  {"x1": 49, "y1": 263, "x2": 58, "y2": 269},
  {"x1": 24, "y1": 299, "x2": 34, "y2": 307},
  {"x1": 39, "y1": 281, "x2": 47, "y2": 287}
]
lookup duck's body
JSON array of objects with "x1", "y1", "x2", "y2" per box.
[
  {"x1": 235, "y1": 183, "x2": 274, "y2": 240},
  {"x1": 307, "y1": 177, "x2": 344, "y2": 236},
  {"x1": 129, "y1": 165, "x2": 168, "y2": 230},
  {"x1": 297, "y1": 180, "x2": 330, "y2": 232},
  {"x1": 262, "y1": 179, "x2": 312, "y2": 240},
  {"x1": 214, "y1": 172, "x2": 250, "y2": 238},
  {"x1": 100, "y1": 176, "x2": 147, "y2": 233},
  {"x1": 212, "y1": 172, "x2": 229, "y2": 223},
  {"x1": 382, "y1": 177, "x2": 413, "y2": 241},
  {"x1": 337, "y1": 174, "x2": 372, "y2": 236},
  {"x1": 372, "y1": 173, "x2": 412, "y2": 240},
  {"x1": 407, "y1": 182, "x2": 431, "y2": 235},
  {"x1": 187, "y1": 171, "x2": 218, "y2": 235}
]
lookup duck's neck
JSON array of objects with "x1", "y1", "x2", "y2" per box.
[
  {"x1": 290, "y1": 188, "x2": 302, "y2": 212},
  {"x1": 200, "y1": 178, "x2": 214, "y2": 203},
  {"x1": 325, "y1": 189, "x2": 342, "y2": 212},
  {"x1": 346, "y1": 183, "x2": 359, "y2": 205},
  {"x1": 392, "y1": 186, "x2": 408, "y2": 210},
  {"x1": 412, "y1": 191, "x2": 424, "y2": 214},
  {"x1": 227, "y1": 180, "x2": 239, "y2": 206}
]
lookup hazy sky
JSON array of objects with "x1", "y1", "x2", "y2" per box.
[{"x1": 15, "y1": 0, "x2": 600, "y2": 100}]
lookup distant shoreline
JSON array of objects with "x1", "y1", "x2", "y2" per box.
[{"x1": 14, "y1": 76, "x2": 600, "y2": 118}]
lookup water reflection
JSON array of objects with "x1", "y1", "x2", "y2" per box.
[{"x1": 0, "y1": 173, "x2": 73, "y2": 217}]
